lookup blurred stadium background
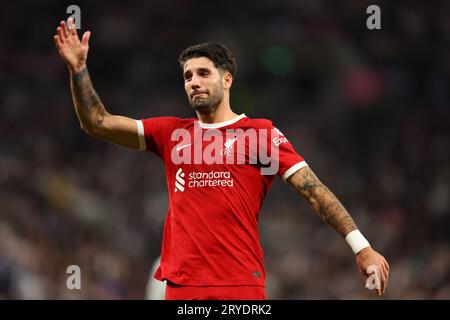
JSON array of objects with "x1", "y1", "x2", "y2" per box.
[{"x1": 0, "y1": 0, "x2": 449, "y2": 299}]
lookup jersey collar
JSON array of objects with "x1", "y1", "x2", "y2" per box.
[{"x1": 199, "y1": 114, "x2": 247, "y2": 129}]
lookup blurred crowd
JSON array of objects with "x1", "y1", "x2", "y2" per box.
[{"x1": 0, "y1": 0, "x2": 449, "y2": 299}]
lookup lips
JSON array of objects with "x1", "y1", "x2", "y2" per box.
[{"x1": 191, "y1": 92, "x2": 207, "y2": 98}]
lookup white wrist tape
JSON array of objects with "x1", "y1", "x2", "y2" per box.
[{"x1": 345, "y1": 230, "x2": 370, "y2": 254}]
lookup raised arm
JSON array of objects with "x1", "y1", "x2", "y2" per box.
[
  {"x1": 54, "y1": 19, "x2": 141, "y2": 150},
  {"x1": 287, "y1": 166, "x2": 390, "y2": 296}
]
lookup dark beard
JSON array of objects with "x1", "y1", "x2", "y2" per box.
[{"x1": 189, "y1": 91, "x2": 223, "y2": 114}]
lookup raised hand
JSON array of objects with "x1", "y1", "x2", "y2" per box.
[{"x1": 54, "y1": 18, "x2": 91, "y2": 73}]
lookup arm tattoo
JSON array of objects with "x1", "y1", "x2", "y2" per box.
[
  {"x1": 70, "y1": 68, "x2": 105, "y2": 130},
  {"x1": 295, "y1": 167, "x2": 357, "y2": 237}
]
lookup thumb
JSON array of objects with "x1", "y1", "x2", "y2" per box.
[{"x1": 82, "y1": 31, "x2": 91, "y2": 46}]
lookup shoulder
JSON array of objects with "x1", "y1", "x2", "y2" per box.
[
  {"x1": 177, "y1": 117, "x2": 198, "y2": 126},
  {"x1": 238, "y1": 116, "x2": 274, "y2": 130},
  {"x1": 141, "y1": 116, "x2": 196, "y2": 128}
]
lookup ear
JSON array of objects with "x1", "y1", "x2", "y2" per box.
[{"x1": 222, "y1": 72, "x2": 233, "y2": 89}]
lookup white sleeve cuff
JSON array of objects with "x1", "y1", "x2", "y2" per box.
[
  {"x1": 136, "y1": 120, "x2": 146, "y2": 151},
  {"x1": 282, "y1": 161, "x2": 308, "y2": 182}
]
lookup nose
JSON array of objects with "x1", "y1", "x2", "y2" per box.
[{"x1": 190, "y1": 73, "x2": 201, "y2": 89}]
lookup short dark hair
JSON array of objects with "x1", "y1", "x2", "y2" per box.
[{"x1": 179, "y1": 43, "x2": 237, "y2": 77}]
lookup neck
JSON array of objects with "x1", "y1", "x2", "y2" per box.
[{"x1": 196, "y1": 97, "x2": 238, "y2": 124}]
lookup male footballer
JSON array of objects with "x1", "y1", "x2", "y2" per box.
[{"x1": 54, "y1": 19, "x2": 389, "y2": 300}]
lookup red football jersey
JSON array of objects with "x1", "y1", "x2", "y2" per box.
[{"x1": 137, "y1": 114, "x2": 307, "y2": 286}]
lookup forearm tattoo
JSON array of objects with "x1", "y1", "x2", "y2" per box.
[
  {"x1": 71, "y1": 68, "x2": 105, "y2": 127},
  {"x1": 296, "y1": 167, "x2": 357, "y2": 237}
]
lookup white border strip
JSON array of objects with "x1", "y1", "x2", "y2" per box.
[
  {"x1": 282, "y1": 161, "x2": 308, "y2": 181},
  {"x1": 199, "y1": 114, "x2": 247, "y2": 129},
  {"x1": 136, "y1": 120, "x2": 146, "y2": 151}
]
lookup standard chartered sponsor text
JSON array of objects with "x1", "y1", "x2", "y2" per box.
[{"x1": 188, "y1": 171, "x2": 233, "y2": 188}]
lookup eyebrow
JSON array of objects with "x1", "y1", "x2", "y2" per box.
[
  {"x1": 197, "y1": 67, "x2": 211, "y2": 73},
  {"x1": 183, "y1": 67, "x2": 212, "y2": 78}
]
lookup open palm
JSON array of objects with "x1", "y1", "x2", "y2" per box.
[{"x1": 54, "y1": 18, "x2": 91, "y2": 73}]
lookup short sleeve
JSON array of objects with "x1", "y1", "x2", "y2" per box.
[
  {"x1": 270, "y1": 125, "x2": 308, "y2": 181},
  {"x1": 136, "y1": 116, "x2": 180, "y2": 157}
]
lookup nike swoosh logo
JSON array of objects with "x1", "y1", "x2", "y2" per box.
[{"x1": 176, "y1": 143, "x2": 192, "y2": 152}]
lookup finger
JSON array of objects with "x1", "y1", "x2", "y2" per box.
[
  {"x1": 380, "y1": 266, "x2": 387, "y2": 294},
  {"x1": 381, "y1": 276, "x2": 386, "y2": 295},
  {"x1": 382, "y1": 264, "x2": 389, "y2": 292},
  {"x1": 381, "y1": 259, "x2": 389, "y2": 276},
  {"x1": 60, "y1": 20, "x2": 69, "y2": 38},
  {"x1": 57, "y1": 27, "x2": 65, "y2": 42},
  {"x1": 68, "y1": 17, "x2": 77, "y2": 36},
  {"x1": 81, "y1": 31, "x2": 91, "y2": 46},
  {"x1": 53, "y1": 35, "x2": 63, "y2": 48}
]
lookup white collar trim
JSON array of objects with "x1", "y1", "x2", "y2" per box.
[{"x1": 199, "y1": 113, "x2": 247, "y2": 129}]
